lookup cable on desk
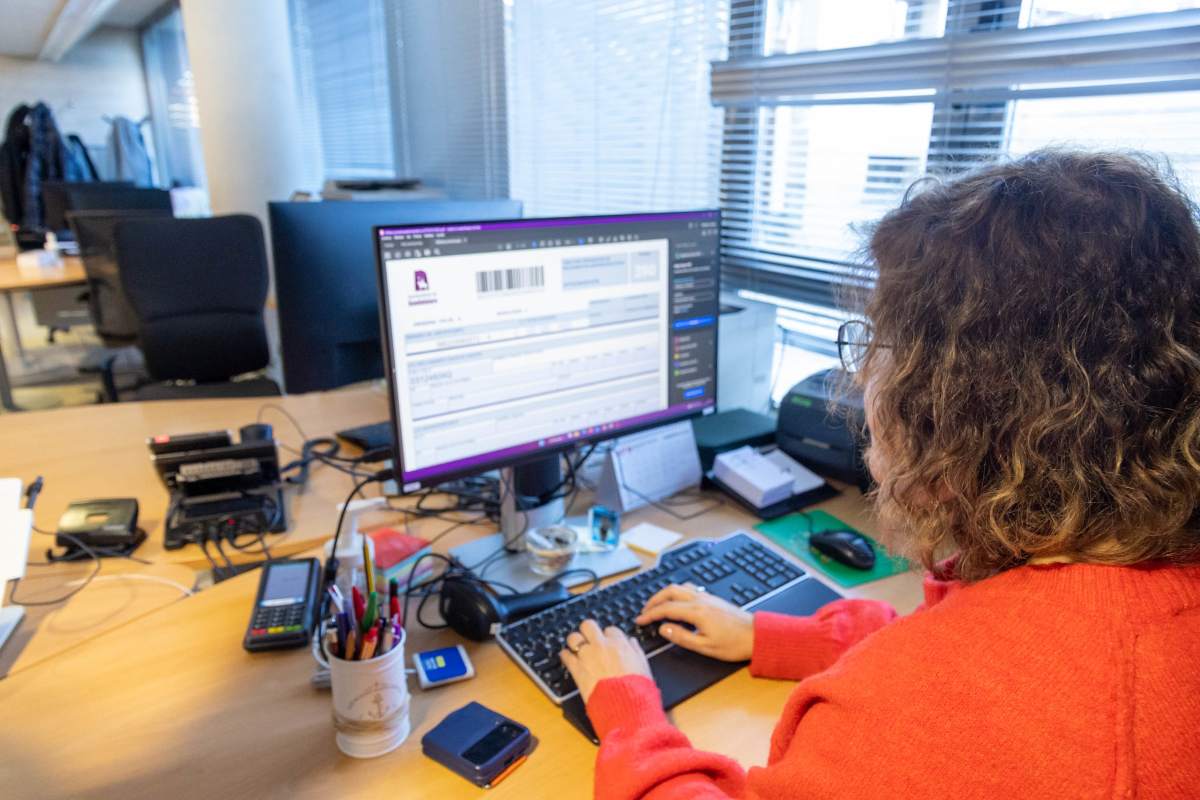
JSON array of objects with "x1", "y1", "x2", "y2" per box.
[
  {"x1": 259, "y1": 403, "x2": 384, "y2": 485},
  {"x1": 65, "y1": 573, "x2": 194, "y2": 597},
  {"x1": 619, "y1": 480, "x2": 724, "y2": 521},
  {"x1": 8, "y1": 476, "x2": 107, "y2": 606}
]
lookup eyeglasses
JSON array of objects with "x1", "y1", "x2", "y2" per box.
[{"x1": 836, "y1": 319, "x2": 886, "y2": 374}]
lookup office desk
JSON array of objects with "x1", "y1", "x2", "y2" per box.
[
  {"x1": 2, "y1": 558, "x2": 197, "y2": 676},
  {"x1": 0, "y1": 254, "x2": 88, "y2": 411},
  {"x1": 0, "y1": 387, "x2": 922, "y2": 797},
  {"x1": 0, "y1": 255, "x2": 87, "y2": 293},
  {"x1": 0, "y1": 386, "x2": 405, "y2": 674},
  {"x1": 3, "y1": 385, "x2": 400, "y2": 571},
  {"x1": 0, "y1": 486, "x2": 920, "y2": 796}
]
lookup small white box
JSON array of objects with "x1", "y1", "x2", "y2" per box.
[{"x1": 713, "y1": 446, "x2": 794, "y2": 509}]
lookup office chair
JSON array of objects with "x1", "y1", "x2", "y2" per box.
[
  {"x1": 112, "y1": 214, "x2": 281, "y2": 400},
  {"x1": 66, "y1": 209, "x2": 170, "y2": 400}
]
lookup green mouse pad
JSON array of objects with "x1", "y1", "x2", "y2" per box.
[{"x1": 755, "y1": 510, "x2": 910, "y2": 587}]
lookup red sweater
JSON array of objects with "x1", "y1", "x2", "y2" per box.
[{"x1": 586, "y1": 562, "x2": 1200, "y2": 799}]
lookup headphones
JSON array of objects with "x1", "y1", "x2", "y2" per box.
[{"x1": 439, "y1": 574, "x2": 571, "y2": 641}]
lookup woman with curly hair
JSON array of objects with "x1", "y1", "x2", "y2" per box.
[{"x1": 561, "y1": 150, "x2": 1200, "y2": 799}]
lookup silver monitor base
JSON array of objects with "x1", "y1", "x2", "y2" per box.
[
  {"x1": 450, "y1": 530, "x2": 641, "y2": 594},
  {"x1": 0, "y1": 605, "x2": 25, "y2": 653}
]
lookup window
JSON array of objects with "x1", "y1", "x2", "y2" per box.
[
  {"x1": 141, "y1": 7, "x2": 206, "y2": 190},
  {"x1": 289, "y1": 0, "x2": 398, "y2": 183},
  {"x1": 504, "y1": 0, "x2": 730, "y2": 216},
  {"x1": 714, "y1": 0, "x2": 1200, "y2": 321},
  {"x1": 288, "y1": 1, "x2": 507, "y2": 197}
]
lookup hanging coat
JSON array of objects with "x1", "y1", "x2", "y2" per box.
[
  {"x1": 0, "y1": 103, "x2": 32, "y2": 226},
  {"x1": 106, "y1": 116, "x2": 154, "y2": 187}
]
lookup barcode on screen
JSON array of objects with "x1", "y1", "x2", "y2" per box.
[{"x1": 475, "y1": 266, "x2": 545, "y2": 294}]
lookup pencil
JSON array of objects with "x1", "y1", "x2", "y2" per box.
[{"x1": 362, "y1": 536, "x2": 375, "y2": 595}]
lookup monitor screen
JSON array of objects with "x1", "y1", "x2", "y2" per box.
[{"x1": 375, "y1": 210, "x2": 720, "y2": 488}]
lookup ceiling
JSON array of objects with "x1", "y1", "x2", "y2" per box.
[
  {"x1": 0, "y1": 0, "x2": 168, "y2": 59},
  {"x1": 103, "y1": 0, "x2": 167, "y2": 29},
  {"x1": 0, "y1": 0, "x2": 66, "y2": 58}
]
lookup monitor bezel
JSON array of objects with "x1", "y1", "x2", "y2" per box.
[{"x1": 372, "y1": 209, "x2": 721, "y2": 491}]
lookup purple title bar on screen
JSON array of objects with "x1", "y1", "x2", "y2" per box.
[{"x1": 379, "y1": 210, "x2": 717, "y2": 238}]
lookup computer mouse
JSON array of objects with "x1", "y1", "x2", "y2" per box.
[{"x1": 809, "y1": 529, "x2": 876, "y2": 570}]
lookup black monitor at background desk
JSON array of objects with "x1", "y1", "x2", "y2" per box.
[
  {"x1": 268, "y1": 199, "x2": 523, "y2": 394},
  {"x1": 42, "y1": 183, "x2": 171, "y2": 237}
]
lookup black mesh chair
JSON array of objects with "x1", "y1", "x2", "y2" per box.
[
  {"x1": 69, "y1": 209, "x2": 169, "y2": 345},
  {"x1": 112, "y1": 214, "x2": 281, "y2": 400},
  {"x1": 67, "y1": 209, "x2": 169, "y2": 400}
]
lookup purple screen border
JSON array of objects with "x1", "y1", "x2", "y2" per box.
[
  {"x1": 383, "y1": 208, "x2": 719, "y2": 484},
  {"x1": 402, "y1": 398, "x2": 713, "y2": 483},
  {"x1": 379, "y1": 210, "x2": 718, "y2": 239}
]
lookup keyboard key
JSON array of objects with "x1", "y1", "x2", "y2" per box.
[{"x1": 497, "y1": 532, "x2": 807, "y2": 700}]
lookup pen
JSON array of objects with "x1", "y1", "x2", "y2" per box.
[
  {"x1": 381, "y1": 620, "x2": 394, "y2": 654},
  {"x1": 352, "y1": 586, "x2": 365, "y2": 630},
  {"x1": 362, "y1": 591, "x2": 378, "y2": 633},
  {"x1": 335, "y1": 611, "x2": 351, "y2": 658},
  {"x1": 327, "y1": 584, "x2": 344, "y2": 615},
  {"x1": 388, "y1": 577, "x2": 401, "y2": 621}
]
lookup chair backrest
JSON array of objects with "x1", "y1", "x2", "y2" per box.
[
  {"x1": 64, "y1": 185, "x2": 171, "y2": 215},
  {"x1": 66, "y1": 208, "x2": 170, "y2": 347},
  {"x1": 114, "y1": 214, "x2": 270, "y2": 382},
  {"x1": 44, "y1": 181, "x2": 134, "y2": 234}
]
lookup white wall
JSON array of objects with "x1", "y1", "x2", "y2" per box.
[{"x1": 0, "y1": 26, "x2": 150, "y2": 152}]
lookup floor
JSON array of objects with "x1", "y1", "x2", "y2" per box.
[{"x1": 0, "y1": 290, "x2": 111, "y2": 414}]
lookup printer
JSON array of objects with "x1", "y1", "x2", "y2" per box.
[{"x1": 776, "y1": 368, "x2": 871, "y2": 491}]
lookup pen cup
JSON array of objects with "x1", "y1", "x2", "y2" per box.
[{"x1": 325, "y1": 628, "x2": 410, "y2": 758}]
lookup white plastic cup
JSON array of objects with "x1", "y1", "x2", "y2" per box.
[{"x1": 326, "y1": 628, "x2": 410, "y2": 758}]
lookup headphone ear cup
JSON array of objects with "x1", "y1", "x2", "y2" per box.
[{"x1": 439, "y1": 576, "x2": 505, "y2": 641}]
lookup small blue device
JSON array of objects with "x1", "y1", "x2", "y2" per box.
[
  {"x1": 421, "y1": 702, "x2": 532, "y2": 787},
  {"x1": 588, "y1": 504, "x2": 620, "y2": 550},
  {"x1": 413, "y1": 645, "x2": 475, "y2": 689}
]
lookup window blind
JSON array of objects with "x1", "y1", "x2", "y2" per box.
[
  {"x1": 391, "y1": 1, "x2": 509, "y2": 199},
  {"x1": 713, "y1": 1, "x2": 1200, "y2": 306},
  {"x1": 141, "y1": 8, "x2": 206, "y2": 189},
  {"x1": 289, "y1": 0, "x2": 398, "y2": 182},
  {"x1": 505, "y1": 0, "x2": 730, "y2": 217}
]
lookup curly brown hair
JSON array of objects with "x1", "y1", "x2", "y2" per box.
[{"x1": 859, "y1": 150, "x2": 1200, "y2": 582}]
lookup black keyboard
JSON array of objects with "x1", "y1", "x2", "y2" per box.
[{"x1": 497, "y1": 531, "x2": 816, "y2": 704}]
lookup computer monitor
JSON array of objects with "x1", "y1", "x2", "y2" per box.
[
  {"x1": 374, "y1": 210, "x2": 720, "y2": 504},
  {"x1": 42, "y1": 181, "x2": 134, "y2": 235},
  {"x1": 269, "y1": 199, "x2": 524, "y2": 394}
]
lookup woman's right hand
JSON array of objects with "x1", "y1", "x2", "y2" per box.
[{"x1": 635, "y1": 583, "x2": 755, "y2": 662}]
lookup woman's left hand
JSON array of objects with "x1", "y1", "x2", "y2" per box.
[{"x1": 560, "y1": 619, "x2": 654, "y2": 703}]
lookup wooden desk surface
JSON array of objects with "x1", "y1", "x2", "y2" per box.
[
  {"x1": 3, "y1": 559, "x2": 197, "y2": 676},
  {"x1": 2, "y1": 385, "x2": 398, "y2": 572},
  {"x1": 0, "y1": 254, "x2": 86, "y2": 292},
  {"x1": 0, "y1": 386, "x2": 396, "y2": 674},
  {"x1": 0, "y1": 388, "x2": 922, "y2": 797},
  {"x1": 0, "y1": 491, "x2": 921, "y2": 798}
]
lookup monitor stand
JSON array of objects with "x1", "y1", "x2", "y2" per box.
[
  {"x1": 0, "y1": 603, "x2": 23, "y2": 653},
  {"x1": 451, "y1": 453, "x2": 643, "y2": 592},
  {"x1": 498, "y1": 454, "x2": 566, "y2": 549}
]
